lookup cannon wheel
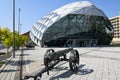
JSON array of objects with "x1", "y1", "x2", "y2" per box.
[
  {"x1": 69, "y1": 50, "x2": 79, "y2": 73},
  {"x1": 44, "y1": 49, "x2": 55, "y2": 66},
  {"x1": 44, "y1": 49, "x2": 55, "y2": 75}
]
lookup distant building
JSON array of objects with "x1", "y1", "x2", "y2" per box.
[
  {"x1": 22, "y1": 31, "x2": 36, "y2": 47},
  {"x1": 109, "y1": 16, "x2": 120, "y2": 44},
  {"x1": 30, "y1": 1, "x2": 114, "y2": 47},
  {"x1": 22, "y1": 31, "x2": 30, "y2": 40}
]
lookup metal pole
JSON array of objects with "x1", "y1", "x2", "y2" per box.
[
  {"x1": 18, "y1": 8, "x2": 21, "y2": 35},
  {"x1": 13, "y1": 0, "x2": 15, "y2": 58},
  {"x1": 18, "y1": 8, "x2": 21, "y2": 49}
]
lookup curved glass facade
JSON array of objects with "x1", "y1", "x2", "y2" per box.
[
  {"x1": 42, "y1": 14, "x2": 113, "y2": 47},
  {"x1": 30, "y1": 1, "x2": 114, "y2": 47}
]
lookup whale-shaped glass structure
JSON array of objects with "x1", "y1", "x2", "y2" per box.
[{"x1": 30, "y1": 1, "x2": 113, "y2": 47}]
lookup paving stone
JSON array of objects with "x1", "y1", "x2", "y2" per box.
[
  {"x1": 1, "y1": 47, "x2": 120, "y2": 80},
  {"x1": 23, "y1": 47, "x2": 120, "y2": 80}
]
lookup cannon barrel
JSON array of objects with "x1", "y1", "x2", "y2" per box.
[
  {"x1": 24, "y1": 60, "x2": 60, "y2": 80},
  {"x1": 24, "y1": 48, "x2": 79, "y2": 80},
  {"x1": 44, "y1": 48, "x2": 73, "y2": 60}
]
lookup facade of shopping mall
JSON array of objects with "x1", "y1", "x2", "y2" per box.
[{"x1": 30, "y1": 1, "x2": 114, "y2": 47}]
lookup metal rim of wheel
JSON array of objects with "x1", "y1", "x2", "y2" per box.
[
  {"x1": 44, "y1": 49, "x2": 55, "y2": 67},
  {"x1": 69, "y1": 50, "x2": 79, "y2": 73},
  {"x1": 44, "y1": 49, "x2": 55, "y2": 75}
]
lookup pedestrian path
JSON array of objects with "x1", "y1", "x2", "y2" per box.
[{"x1": 0, "y1": 51, "x2": 21, "y2": 80}]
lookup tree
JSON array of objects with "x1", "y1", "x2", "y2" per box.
[
  {"x1": 0, "y1": 27, "x2": 2, "y2": 41},
  {"x1": 3, "y1": 33, "x2": 13, "y2": 53},
  {"x1": 14, "y1": 31, "x2": 29, "y2": 47},
  {"x1": 0, "y1": 27, "x2": 11, "y2": 42},
  {"x1": 0, "y1": 26, "x2": 29, "y2": 53},
  {"x1": 3, "y1": 31, "x2": 29, "y2": 53},
  {"x1": 19, "y1": 35, "x2": 29, "y2": 46}
]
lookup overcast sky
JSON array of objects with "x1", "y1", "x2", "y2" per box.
[{"x1": 0, "y1": 0, "x2": 120, "y2": 33}]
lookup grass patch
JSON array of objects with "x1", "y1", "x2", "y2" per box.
[
  {"x1": 0, "y1": 62, "x2": 6, "y2": 64},
  {"x1": 111, "y1": 44, "x2": 120, "y2": 47},
  {"x1": 2, "y1": 53, "x2": 11, "y2": 56}
]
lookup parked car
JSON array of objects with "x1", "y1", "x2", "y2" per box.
[{"x1": 25, "y1": 41, "x2": 36, "y2": 49}]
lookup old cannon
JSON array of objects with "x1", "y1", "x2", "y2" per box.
[{"x1": 24, "y1": 48, "x2": 79, "y2": 80}]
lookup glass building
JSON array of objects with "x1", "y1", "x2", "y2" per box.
[{"x1": 30, "y1": 1, "x2": 114, "y2": 47}]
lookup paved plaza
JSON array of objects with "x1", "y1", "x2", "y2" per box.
[
  {"x1": 0, "y1": 47, "x2": 120, "y2": 80},
  {"x1": 23, "y1": 47, "x2": 120, "y2": 80}
]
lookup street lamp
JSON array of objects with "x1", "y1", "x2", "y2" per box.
[
  {"x1": 13, "y1": 0, "x2": 15, "y2": 58},
  {"x1": 18, "y1": 8, "x2": 21, "y2": 35},
  {"x1": 18, "y1": 8, "x2": 21, "y2": 49}
]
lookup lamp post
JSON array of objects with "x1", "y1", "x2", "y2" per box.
[
  {"x1": 18, "y1": 8, "x2": 21, "y2": 49},
  {"x1": 13, "y1": 0, "x2": 15, "y2": 58},
  {"x1": 18, "y1": 8, "x2": 21, "y2": 35}
]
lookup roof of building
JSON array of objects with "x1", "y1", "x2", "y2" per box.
[
  {"x1": 109, "y1": 15, "x2": 120, "y2": 19},
  {"x1": 53, "y1": 1, "x2": 106, "y2": 17}
]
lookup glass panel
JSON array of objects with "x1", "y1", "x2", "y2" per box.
[{"x1": 42, "y1": 14, "x2": 113, "y2": 46}]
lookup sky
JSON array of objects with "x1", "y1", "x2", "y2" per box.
[{"x1": 0, "y1": 0, "x2": 120, "y2": 34}]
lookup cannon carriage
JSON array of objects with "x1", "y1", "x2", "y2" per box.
[{"x1": 24, "y1": 48, "x2": 80, "y2": 80}]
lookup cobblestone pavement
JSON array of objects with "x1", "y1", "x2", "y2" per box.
[
  {"x1": 23, "y1": 47, "x2": 120, "y2": 80},
  {"x1": 0, "y1": 50, "x2": 21, "y2": 80}
]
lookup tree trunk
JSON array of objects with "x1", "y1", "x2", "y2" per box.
[{"x1": 6, "y1": 47, "x2": 9, "y2": 54}]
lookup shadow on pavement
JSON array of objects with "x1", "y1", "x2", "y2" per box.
[
  {"x1": 22, "y1": 53, "x2": 30, "y2": 56},
  {"x1": 1, "y1": 69, "x2": 16, "y2": 72},
  {"x1": 77, "y1": 69, "x2": 94, "y2": 75},
  {"x1": 7, "y1": 59, "x2": 35, "y2": 66},
  {"x1": 49, "y1": 64, "x2": 93, "y2": 80}
]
